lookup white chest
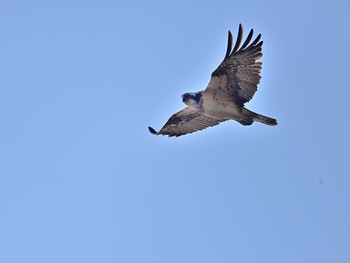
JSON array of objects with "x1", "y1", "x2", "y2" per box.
[{"x1": 201, "y1": 89, "x2": 241, "y2": 119}]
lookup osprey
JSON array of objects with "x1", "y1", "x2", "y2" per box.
[{"x1": 149, "y1": 24, "x2": 277, "y2": 137}]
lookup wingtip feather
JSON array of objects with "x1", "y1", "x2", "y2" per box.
[
  {"x1": 239, "y1": 28, "x2": 254, "y2": 50},
  {"x1": 148, "y1": 126, "x2": 158, "y2": 136},
  {"x1": 250, "y1": 33, "x2": 262, "y2": 46},
  {"x1": 224, "y1": 30, "x2": 233, "y2": 59},
  {"x1": 232, "y1": 24, "x2": 243, "y2": 53}
]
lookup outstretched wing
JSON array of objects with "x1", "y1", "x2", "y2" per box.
[
  {"x1": 148, "y1": 107, "x2": 226, "y2": 137},
  {"x1": 208, "y1": 24, "x2": 263, "y2": 106}
]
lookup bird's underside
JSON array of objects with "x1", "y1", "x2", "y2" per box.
[{"x1": 149, "y1": 24, "x2": 277, "y2": 137}]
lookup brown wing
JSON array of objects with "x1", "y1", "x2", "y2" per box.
[
  {"x1": 148, "y1": 107, "x2": 226, "y2": 137},
  {"x1": 209, "y1": 24, "x2": 263, "y2": 106}
]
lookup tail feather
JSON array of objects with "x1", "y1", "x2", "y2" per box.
[
  {"x1": 254, "y1": 113, "x2": 277, "y2": 126},
  {"x1": 243, "y1": 108, "x2": 277, "y2": 126}
]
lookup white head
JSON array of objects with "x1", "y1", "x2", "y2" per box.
[{"x1": 181, "y1": 92, "x2": 202, "y2": 109}]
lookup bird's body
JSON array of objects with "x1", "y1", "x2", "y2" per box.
[
  {"x1": 201, "y1": 80, "x2": 244, "y2": 120},
  {"x1": 149, "y1": 24, "x2": 277, "y2": 137}
]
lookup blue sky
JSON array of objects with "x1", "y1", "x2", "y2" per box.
[{"x1": 1, "y1": 0, "x2": 350, "y2": 262}]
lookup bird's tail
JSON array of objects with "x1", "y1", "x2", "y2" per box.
[
  {"x1": 254, "y1": 113, "x2": 278, "y2": 126},
  {"x1": 243, "y1": 108, "x2": 277, "y2": 126}
]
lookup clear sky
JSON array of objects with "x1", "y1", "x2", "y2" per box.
[{"x1": 1, "y1": 0, "x2": 350, "y2": 262}]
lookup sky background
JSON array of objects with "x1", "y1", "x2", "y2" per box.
[{"x1": 1, "y1": 0, "x2": 350, "y2": 262}]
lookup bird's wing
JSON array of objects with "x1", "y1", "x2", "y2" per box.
[
  {"x1": 207, "y1": 24, "x2": 263, "y2": 106},
  {"x1": 148, "y1": 107, "x2": 226, "y2": 137}
]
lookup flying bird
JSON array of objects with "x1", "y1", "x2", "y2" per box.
[{"x1": 149, "y1": 24, "x2": 277, "y2": 137}]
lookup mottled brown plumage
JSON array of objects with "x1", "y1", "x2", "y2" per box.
[{"x1": 149, "y1": 24, "x2": 277, "y2": 137}]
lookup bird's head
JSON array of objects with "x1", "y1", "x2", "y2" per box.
[{"x1": 181, "y1": 92, "x2": 202, "y2": 109}]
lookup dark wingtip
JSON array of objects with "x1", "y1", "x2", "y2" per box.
[
  {"x1": 251, "y1": 33, "x2": 262, "y2": 46},
  {"x1": 224, "y1": 30, "x2": 233, "y2": 59},
  {"x1": 148, "y1": 126, "x2": 158, "y2": 135},
  {"x1": 232, "y1": 24, "x2": 243, "y2": 53}
]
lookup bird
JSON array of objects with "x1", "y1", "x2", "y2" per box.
[{"x1": 148, "y1": 24, "x2": 277, "y2": 137}]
